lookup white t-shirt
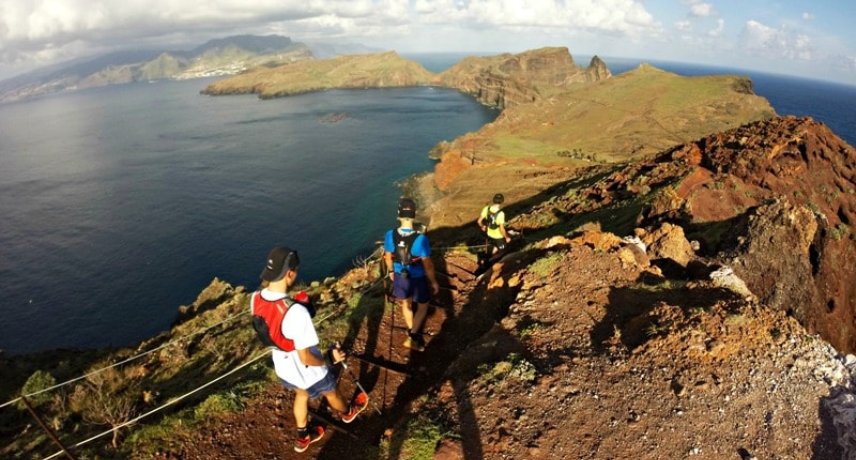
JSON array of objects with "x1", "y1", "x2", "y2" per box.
[{"x1": 258, "y1": 289, "x2": 329, "y2": 389}]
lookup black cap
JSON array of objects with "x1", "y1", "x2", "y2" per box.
[
  {"x1": 493, "y1": 193, "x2": 505, "y2": 204},
  {"x1": 398, "y1": 198, "x2": 416, "y2": 218},
  {"x1": 260, "y1": 246, "x2": 300, "y2": 282}
]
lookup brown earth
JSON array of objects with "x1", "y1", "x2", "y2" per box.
[
  {"x1": 532, "y1": 116, "x2": 856, "y2": 354},
  {"x1": 9, "y1": 52, "x2": 852, "y2": 460},
  {"x1": 14, "y1": 117, "x2": 851, "y2": 460},
  {"x1": 156, "y1": 221, "x2": 851, "y2": 459}
]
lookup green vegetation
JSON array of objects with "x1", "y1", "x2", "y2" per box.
[
  {"x1": 830, "y1": 223, "x2": 851, "y2": 240},
  {"x1": 644, "y1": 320, "x2": 674, "y2": 338},
  {"x1": 194, "y1": 391, "x2": 244, "y2": 420},
  {"x1": 477, "y1": 353, "x2": 538, "y2": 387},
  {"x1": 530, "y1": 253, "x2": 563, "y2": 278},
  {"x1": 473, "y1": 65, "x2": 774, "y2": 164},
  {"x1": 492, "y1": 135, "x2": 564, "y2": 161},
  {"x1": 124, "y1": 373, "x2": 271, "y2": 457},
  {"x1": 378, "y1": 414, "x2": 445, "y2": 460},
  {"x1": 518, "y1": 322, "x2": 544, "y2": 340},
  {"x1": 18, "y1": 370, "x2": 57, "y2": 409},
  {"x1": 204, "y1": 51, "x2": 434, "y2": 98}
]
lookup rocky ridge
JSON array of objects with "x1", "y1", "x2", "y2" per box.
[
  {"x1": 152, "y1": 117, "x2": 856, "y2": 459},
  {"x1": 3, "y1": 116, "x2": 856, "y2": 459},
  {"x1": 533, "y1": 116, "x2": 856, "y2": 353},
  {"x1": 437, "y1": 47, "x2": 611, "y2": 109}
]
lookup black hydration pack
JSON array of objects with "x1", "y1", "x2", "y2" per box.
[
  {"x1": 481, "y1": 206, "x2": 500, "y2": 230},
  {"x1": 393, "y1": 230, "x2": 422, "y2": 277}
]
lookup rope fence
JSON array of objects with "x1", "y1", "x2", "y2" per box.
[
  {"x1": 0, "y1": 309, "x2": 247, "y2": 410},
  {"x1": 42, "y1": 350, "x2": 273, "y2": 460},
  {"x1": 2, "y1": 252, "x2": 386, "y2": 412}
]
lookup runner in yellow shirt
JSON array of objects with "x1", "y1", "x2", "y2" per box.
[{"x1": 478, "y1": 193, "x2": 512, "y2": 258}]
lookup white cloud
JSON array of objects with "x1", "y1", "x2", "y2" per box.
[
  {"x1": 802, "y1": 12, "x2": 815, "y2": 21},
  {"x1": 414, "y1": 0, "x2": 660, "y2": 35},
  {"x1": 708, "y1": 18, "x2": 724, "y2": 37},
  {"x1": 739, "y1": 19, "x2": 813, "y2": 61},
  {"x1": 689, "y1": 2, "x2": 714, "y2": 17},
  {"x1": 675, "y1": 20, "x2": 692, "y2": 32},
  {"x1": 0, "y1": 0, "x2": 660, "y2": 73},
  {"x1": 0, "y1": 1, "x2": 408, "y2": 60}
]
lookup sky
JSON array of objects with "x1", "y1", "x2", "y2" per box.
[{"x1": 0, "y1": 0, "x2": 854, "y2": 85}]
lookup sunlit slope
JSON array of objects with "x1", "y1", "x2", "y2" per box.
[
  {"x1": 202, "y1": 51, "x2": 435, "y2": 98},
  {"x1": 467, "y1": 64, "x2": 776, "y2": 163}
]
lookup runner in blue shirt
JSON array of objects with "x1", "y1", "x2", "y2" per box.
[{"x1": 383, "y1": 198, "x2": 439, "y2": 351}]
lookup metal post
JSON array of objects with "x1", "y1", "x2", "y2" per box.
[{"x1": 20, "y1": 395, "x2": 76, "y2": 460}]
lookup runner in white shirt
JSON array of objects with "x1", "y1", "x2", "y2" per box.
[{"x1": 252, "y1": 246, "x2": 368, "y2": 453}]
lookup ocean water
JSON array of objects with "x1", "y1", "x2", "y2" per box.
[{"x1": 0, "y1": 80, "x2": 498, "y2": 354}]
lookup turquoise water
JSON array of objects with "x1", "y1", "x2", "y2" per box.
[{"x1": 0, "y1": 79, "x2": 498, "y2": 353}]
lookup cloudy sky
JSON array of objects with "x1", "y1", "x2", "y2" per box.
[{"x1": 1, "y1": 0, "x2": 854, "y2": 85}]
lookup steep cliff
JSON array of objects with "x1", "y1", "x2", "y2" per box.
[{"x1": 437, "y1": 47, "x2": 609, "y2": 109}]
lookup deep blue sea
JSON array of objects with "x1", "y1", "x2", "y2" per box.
[
  {"x1": 2, "y1": 53, "x2": 854, "y2": 354},
  {"x1": 0, "y1": 79, "x2": 497, "y2": 354}
]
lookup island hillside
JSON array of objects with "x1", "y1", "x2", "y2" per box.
[
  {"x1": 0, "y1": 35, "x2": 313, "y2": 103},
  {"x1": 6, "y1": 48, "x2": 856, "y2": 459},
  {"x1": 201, "y1": 51, "x2": 435, "y2": 98}
]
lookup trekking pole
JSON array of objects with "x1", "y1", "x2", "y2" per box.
[
  {"x1": 336, "y1": 344, "x2": 382, "y2": 416},
  {"x1": 384, "y1": 271, "x2": 394, "y2": 411}
]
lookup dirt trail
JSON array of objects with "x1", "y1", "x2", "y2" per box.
[{"x1": 158, "y1": 252, "x2": 508, "y2": 459}]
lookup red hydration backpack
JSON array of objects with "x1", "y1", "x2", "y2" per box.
[{"x1": 250, "y1": 291, "x2": 296, "y2": 352}]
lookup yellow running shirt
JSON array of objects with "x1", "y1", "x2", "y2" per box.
[{"x1": 480, "y1": 206, "x2": 506, "y2": 240}]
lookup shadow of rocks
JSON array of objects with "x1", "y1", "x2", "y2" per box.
[
  {"x1": 592, "y1": 285, "x2": 737, "y2": 352},
  {"x1": 811, "y1": 392, "x2": 845, "y2": 459}
]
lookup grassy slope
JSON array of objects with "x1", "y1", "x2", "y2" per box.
[
  {"x1": 481, "y1": 65, "x2": 775, "y2": 162},
  {"x1": 202, "y1": 51, "x2": 435, "y2": 98}
]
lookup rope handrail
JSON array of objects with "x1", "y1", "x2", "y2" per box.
[
  {"x1": 0, "y1": 310, "x2": 247, "y2": 410},
  {"x1": 2, "y1": 253, "x2": 386, "y2": 411},
  {"x1": 37, "y1": 264, "x2": 387, "y2": 458},
  {"x1": 42, "y1": 350, "x2": 273, "y2": 460}
]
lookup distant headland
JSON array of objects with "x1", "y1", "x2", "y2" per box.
[{"x1": 202, "y1": 47, "x2": 774, "y2": 231}]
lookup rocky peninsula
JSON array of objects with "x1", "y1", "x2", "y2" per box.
[{"x1": 201, "y1": 51, "x2": 435, "y2": 98}]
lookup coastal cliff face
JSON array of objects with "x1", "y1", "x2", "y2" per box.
[
  {"x1": 529, "y1": 115, "x2": 856, "y2": 354},
  {"x1": 691, "y1": 118, "x2": 856, "y2": 352},
  {"x1": 201, "y1": 51, "x2": 434, "y2": 98},
  {"x1": 437, "y1": 47, "x2": 610, "y2": 109}
]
